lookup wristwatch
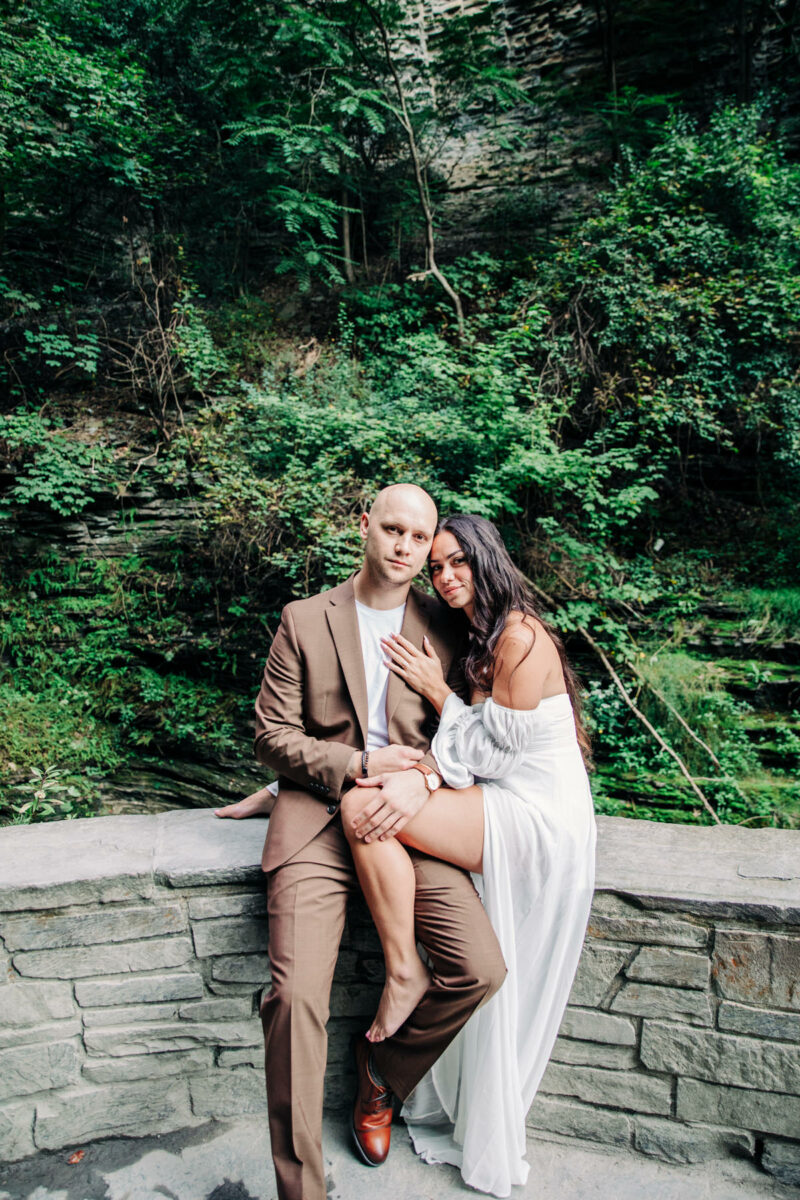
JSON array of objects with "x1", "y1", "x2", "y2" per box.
[{"x1": 412, "y1": 763, "x2": 442, "y2": 792}]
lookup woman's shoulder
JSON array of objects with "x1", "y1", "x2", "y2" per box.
[
  {"x1": 492, "y1": 611, "x2": 561, "y2": 708},
  {"x1": 496, "y1": 611, "x2": 550, "y2": 654}
]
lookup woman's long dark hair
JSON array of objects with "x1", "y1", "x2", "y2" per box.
[{"x1": 431, "y1": 514, "x2": 591, "y2": 764}]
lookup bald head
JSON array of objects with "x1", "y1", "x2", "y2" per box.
[
  {"x1": 369, "y1": 484, "x2": 438, "y2": 527},
  {"x1": 357, "y1": 484, "x2": 438, "y2": 597}
]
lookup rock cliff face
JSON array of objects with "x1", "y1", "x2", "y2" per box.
[{"x1": 418, "y1": 0, "x2": 799, "y2": 243}]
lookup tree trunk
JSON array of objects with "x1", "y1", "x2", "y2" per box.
[
  {"x1": 342, "y1": 186, "x2": 355, "y2": 283},
  {"x1": 359, "y1": 198, "x2": 369, "y2": 272}
]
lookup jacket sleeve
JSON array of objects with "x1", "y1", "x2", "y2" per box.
[{"x1": 254, "y1": 605, "x2": 355, "y2": 802}]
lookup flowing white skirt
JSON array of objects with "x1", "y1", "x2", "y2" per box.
[{"x1": 402, "y1": 695, "x2": 596, "y2": 1197}]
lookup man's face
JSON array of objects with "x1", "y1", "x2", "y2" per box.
[{"x1": 360, "y1": 493, "x2": 436, "y2": 587}]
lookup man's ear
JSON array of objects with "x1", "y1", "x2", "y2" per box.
[{"x1": 359, "y1": 512, "x2": 369, "y2": 541}]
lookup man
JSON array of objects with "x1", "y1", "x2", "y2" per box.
[{"x1": 217, "y1": 484, "x2": 505, "y2": 1200}]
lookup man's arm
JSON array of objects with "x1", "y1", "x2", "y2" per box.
[
  {"x1": 254, "y1": 605, "x2": 355, "y2": 802},
  {"x1": 254, "y1": 605, "x2": 425, "y2": 804}
]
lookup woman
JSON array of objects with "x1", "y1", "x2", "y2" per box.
[{"x1": 339, "y1": 513, "x2": 596, "y2": 1198}]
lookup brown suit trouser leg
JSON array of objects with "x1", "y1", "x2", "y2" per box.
[{"x1": 261, "y1": 820, "x2": 506, "y2": 1200}]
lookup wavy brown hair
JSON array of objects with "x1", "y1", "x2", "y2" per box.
[{"x1": 431, "y1": 514, "x2": 591, "y2": 765}]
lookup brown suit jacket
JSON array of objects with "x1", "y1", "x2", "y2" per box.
[{"x1": 254, "y1": 575, "x2": 465, "y2": 873}]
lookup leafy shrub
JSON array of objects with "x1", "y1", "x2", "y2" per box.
[
  {"x1": 0, "y1": 553, "x2": 248, "y2": 826},
  {"x1": 524, "y1": 103, "x2": 800, "y2": 492},
  {"x1": 0, "y1": 682, "x2": 122, "y2": 822},
  {"x1": 0, "y1": 411, "x2": 113, "y2": 517},
  {"x1": 731, "y1": 588, "x2": 800, "y2": 640}
]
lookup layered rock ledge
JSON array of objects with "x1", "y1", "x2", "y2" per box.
[{"x1": 0, "y1": 812, "x2": 798, "y2": 1186}]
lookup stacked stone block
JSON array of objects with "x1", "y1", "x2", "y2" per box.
[
  {"x1": 0, "y1": 876, "x2": 385, "y2": 1162},
  {"x1": 1, "y1": 810, "x2": 798, "y2": 1189},
  {"x1": 528, "y1": 892, "x2": 800, "y2": 1185},
  {"x1": 1, "y1": 890, "x2": 262, "y2": 1160}
]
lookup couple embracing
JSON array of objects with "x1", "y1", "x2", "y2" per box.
[{"x1": 217, "y1": 484, "x2": 597, "y2": 1200}]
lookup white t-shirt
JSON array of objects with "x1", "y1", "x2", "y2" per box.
[{"x1": 355, "y1": 599, "x2": 407, "y2": 751}]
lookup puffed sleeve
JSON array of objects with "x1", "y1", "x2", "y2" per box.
[{"x1": 431, "y1": 693, "x2": 535, "y2": 788}]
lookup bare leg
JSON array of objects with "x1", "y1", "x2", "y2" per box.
[
  {"x1": 396, "y1": 784, "x2": 485, "y2": 869},
  {"x1": 342, "y1": 786, "x2": 430, "y2": 1042},
  {"x1": 372, "y1": 847, "x2": 506, "y2": 1102},
  {"x1": 340, "y1": 783, "x2": 486, "y2": 1043}
]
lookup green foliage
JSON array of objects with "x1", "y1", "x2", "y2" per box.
[
  {"x1": 591, "y1": 86, "x2": 680, "y2": 160},
  {"x1": 0, "y1": 684, "x2": 122, "y2": 823},
  {"x1": 586, "y1": 648, "x2": 800, "y2": 828},
  {"x1": 1, "y1": 0, "x2": 528, "y2": 359},
  {"x1": 0, "y1": 5, "x2": 152, "y2": 289},
  {"x1": 0, "y1": 552, "x2": 246, "y2": 830},
  {"x1": 3, "y1": 90, "x2": 800, "y2": 827},
  {"x1": 731, "y1": 588, "x2": 800, "y2": 640},
  {"x1": 0, "y1": 411, "x2": 113, "y2": 516},
  {"x1": 172, "y1": 287, "x2": 230, "y2": 393},
  {"x1": 206, "y1": 296, "x2": 275, "y2": 379},
  {"x1": 218, "y1": 0, "x2": 526, "y2": 287},
  {"x1": 166, "y1": 310, "x2": 580, "y2": 602},
  {"x1": 11, "y1": 766, "x2": 79, "y2": 824},
  {"x1": 23, "y1": 322, "x2": 101, "y2": 378}
]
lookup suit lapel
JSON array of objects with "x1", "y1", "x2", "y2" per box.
[
  {"x1": 386, "y1": 587, "x2": 432, "y2": 729},
  {"x1": 325, "y1": 579, "x2": 369, "y2": 748}
]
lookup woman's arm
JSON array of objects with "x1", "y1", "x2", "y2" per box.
[{"x1": 432, "y1": 618, "x2": 566, "y2": 787}]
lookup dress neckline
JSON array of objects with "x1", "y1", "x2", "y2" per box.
[{"x1": 473, "y1": 692, "x2": 570, "y2": 714}]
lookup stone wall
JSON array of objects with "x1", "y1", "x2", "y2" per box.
[{"x1": 1, "y1": 811, "x2": 799, "y2": 1186}]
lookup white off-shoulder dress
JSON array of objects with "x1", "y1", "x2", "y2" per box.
[{"x1": 402, "y1": 691, "x2": 596, "y2": 1197}]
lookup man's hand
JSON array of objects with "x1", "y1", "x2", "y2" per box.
[
  {"x1": 351, "y1": 769, "x2": 428, "y2": 842},
  {"x1": 346, "y1": 744, "x2": 424, "y2": 781},
  {"x1": 369, "y1": 744, "x2": 425, "y2": 774}
]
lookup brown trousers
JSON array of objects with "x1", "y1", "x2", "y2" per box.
[{"x1": 260, "y1": 820, "x2": 506, "y2": 1200}]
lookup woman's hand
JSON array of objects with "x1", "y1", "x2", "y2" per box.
[{"x1": 381, "y1": 633, "x2": 451, "y2": 713}]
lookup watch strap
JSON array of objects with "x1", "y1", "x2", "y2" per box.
[{"x1": 411, "y1": 763, "x2": 440, "y2": 790}]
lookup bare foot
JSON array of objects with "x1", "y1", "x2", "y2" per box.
[
  {"x1": 214, "y1": 786, "x2": 275, "y2": 819},
  {"x1": 367, "y1": 957, "x2": 431, "y2": 1043}
]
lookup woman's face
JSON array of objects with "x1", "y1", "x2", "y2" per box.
[{"x1": 430, "y1": 530, "x2": 475, "y2": 618}]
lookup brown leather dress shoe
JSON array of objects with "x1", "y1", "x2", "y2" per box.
[{"x1": 351, "y1": 1036, "x2": 393, "y2": 1167}]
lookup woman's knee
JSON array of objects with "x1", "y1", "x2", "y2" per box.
[{"x1": 339, "y1": 784, "x2": 381, "y2": 844}]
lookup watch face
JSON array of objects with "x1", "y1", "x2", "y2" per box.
[{"x1": 429, "y1": 773, "x2": 442, "y2": 791}]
